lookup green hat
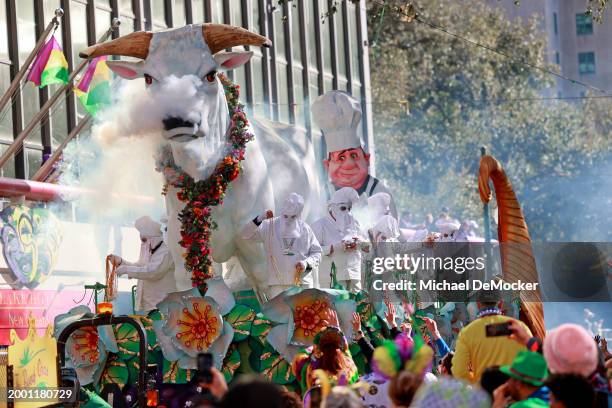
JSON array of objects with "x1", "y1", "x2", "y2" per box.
[{"x1": 500, "y1": 351, "x2": 548, "y2": 386}]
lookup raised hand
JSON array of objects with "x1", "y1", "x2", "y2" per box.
[
  {"x1": 421, "y1": 317, "x2": 441, "y2": 340},
  {"x1": 109, "y1": 254, "x2": 122, "y2": 266},
  {"x1": 351, "y1": 312, "x2": 361, "y2": 332},
  {"x1": 384, "y1": 298, "x2": 397, "y2": 328}
]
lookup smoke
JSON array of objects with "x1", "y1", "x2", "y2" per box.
[{"x1": 58, "y1": 77, "x2": 187, "y2": 226}]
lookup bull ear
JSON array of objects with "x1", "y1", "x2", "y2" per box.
[
  {"x1": 214, "y1": 51, "x2": 253, "y2": 70},
  {"x1": 106, "y1": 60, "x2": 145, "y2": 80}
]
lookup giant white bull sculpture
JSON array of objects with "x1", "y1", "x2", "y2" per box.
[{"x1": 80, "y1": 24, "x2": 323, "y2": 301}]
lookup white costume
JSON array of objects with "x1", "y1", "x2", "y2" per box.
[
  {"x1": 372, "y1": 215, "x2": 400, "y2": 243},
  {"x1": 311, "y1": 91, "x2": 398, "y2": 218},
  {"x1": 113, "y1": 216, "x2": 176, "y2": 313},
  {"x1": 312, "y1": 187, "x2": 368, "y2": 293},
  {"x1": 434, "y1": 216, "x2": 461, "y2": 242},
  {"x1": 242, "y1": 193, "x2": 322, "y2": 301}
]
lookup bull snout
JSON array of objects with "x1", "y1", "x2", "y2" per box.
[{"x1": 163, "y1": 116, "x2": 201, "y2": 141}]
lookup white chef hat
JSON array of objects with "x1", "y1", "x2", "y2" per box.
[
  {"x1": 373, "y1": 215, "x2": 400, "y2": 239},
  {"x1": 311, "y1": 91, "x2": 363, "y2": 153},
  {"x1": 281, "y1": 192, "x2": 304, "y2": 217},
  {"x1": 435, "y1": 218, "x2": 460, "y2": 234},
  {"x1": 134, "y1": 216, "x2": 162, "y2": 237},
  {"x1": 329, "y1": 187, "x2": 360, "y2": 205},
  {"x1": 368, "y1": 192, "x2": 391, "y2": 217}
]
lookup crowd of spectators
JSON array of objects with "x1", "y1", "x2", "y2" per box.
[{"x1": 184, "y1": 292, "x2": 611, "y2": 408}]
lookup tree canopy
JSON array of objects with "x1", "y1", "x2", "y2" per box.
[{"x1": 368, "y1": 0, "x2": 612, "y2": 241}]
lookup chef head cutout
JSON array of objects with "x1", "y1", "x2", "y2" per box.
[{"x1": 312, "y1": 91, "x2": 371, "y2": 191}]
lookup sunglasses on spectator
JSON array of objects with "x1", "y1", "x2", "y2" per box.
[{"x1": 340, "y1": 206, "x2": 352, "y2": 212}]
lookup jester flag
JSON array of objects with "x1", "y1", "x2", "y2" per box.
[
  {"x1": 74, "y1": 56, "x2": 111, "y2": 115},
  {"x1": 27, "y1": 36, "x2": 69, "y2": 88}
]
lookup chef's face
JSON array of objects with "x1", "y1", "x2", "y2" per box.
[{"x1": 323, "y1": 147, "x2": 370, "y2": 190}]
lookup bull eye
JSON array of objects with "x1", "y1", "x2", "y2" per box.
[
  {"x1": 144, "y1": 74, "x2": 153, "y2": 86},
  {"x1": 205, "y1": 70, "x2": 217, "y2": 83}
]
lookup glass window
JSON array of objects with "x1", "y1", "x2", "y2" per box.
[
  {"x1": 174, "y1": 0, "x2": 186, "y2": 26},
  {"x1": 307, "y1": 1, "x2": 318, "y2": 70},
  {"x1": 0, "y1": 145, "x2": 16, "y2": 178},
  {"x1": 251, "y1": 57, "x2": 266, "y2": 117},
  {"x1": 16, "y1": 0, "x2": 41, "y2": 146},
  {"x1": 43, "y1": 1, "x2": 62, "y2": 24},
  {"x1": 320, "y1": 2, "x2": 331, "y2": 76},
  {"x1": 292, "y1": 67, "x2": 304, "y2": 126},
  {"x1": 70, "y1": 1, "x2": 88, "y2": 63},
  {"x1": 277, "y1": 65, "x2": 289, "y2": 123},
  {"x1": 273, "y1": 8, "x2": 286, "y2": 60},
  {"x1": 96, "y1": 8, "x2": 112, "y2": 39},
  {"x1": 553, "y1": 12, "x2": 557, "y2": 35},
  {"x1": 234, "y1": 66, "x2": 246, "y2": 93},
  {"x1": 119, "y1": 0, "x2": 134, "y2": 14},
  {"x1": 249, "y1": 0, "x2": 261, "y2": 34},
  {"x1": 335, "y1": 9, "x2": 347, "y2": 78},
  {"x1": 230, "y1": 0, "x2": 242, "y2": 26},
  {"x1": 70, "y1": 2, "x2": 89, "y2": 119},
  {"x1": 26, "y1": 148, "x2": 43, "y2": 179},
  {"x1": 50, "y1": 95, "x2": 68, "y2": 147},
  {"x1": 578, "y1": 52, "x2": 595, "y2": 74},
  {"x1": 348, "y1": 4, "x2": 360, "y2": 82},
  {"x1": 309, "y1": 72, "x2": 319, "y2": 97},
  {"x1": 192, "y1": 0, "x2": 204, "y2": 23},
  {"x1": 119, "y1": 17, "x2": 136, "y2": 36},
  {"x1": 576, "y1": 14, "x2": 593, "y2": 35},
  {"x1": 291, "y1": 6, "x2": 302, "y2": 62},
  {"x1": 210, "y1": 1, "x2": 223, "y2": 23},
  {"x1": 324, "y1": 75, "x2": 332, "y2": 93},
  {"x1": 0, "y1": 67, "x2": 13, "y2": 144},
  {"x1": 555, "y1": 52, "x2": 560, "y2": 65},
  {"x1": 0, "y1": 1, "x2": 7, "y2": 60},
  {"x1": 152, "y1": 0, "x2": 167, "y2": 27}
]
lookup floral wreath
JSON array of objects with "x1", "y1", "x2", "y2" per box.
[{"x1": 156, "y1": 73, "x2": 253, "y2": 288}]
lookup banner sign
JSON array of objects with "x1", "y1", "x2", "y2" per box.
[{"x1": 0, "y1": 289, "x2": 90, "y2": 345}]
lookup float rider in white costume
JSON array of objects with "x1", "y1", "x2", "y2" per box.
[
  {"x1": 109, "y1": 216, "x2": 176, "y2": 313},
  {"x1": 242, "y1": 193, "x2": 322, "y2": 301},
  {"x1": 312, "y1": 187, "x2": 369, "y2": 293},
  {"x1": 364, "y1": 214, "x2": 403, "y2": 292},
  {"x1": 311, "y1": 90, "x2": 397, "y2": 218},
  {"x1": 365, "y1": 192, "x2": 394, "y2": 241}
]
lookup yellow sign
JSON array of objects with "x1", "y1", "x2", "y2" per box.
[{"x1": 8, "y1": 313, "x2": 58, "y2": 408}]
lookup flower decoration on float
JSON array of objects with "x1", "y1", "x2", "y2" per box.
[
  {"x1": 263, "y1": 287, "x2": 356, "y2": 374},
  {"x1": 155, "y1": 74, "x2": 253, "y2": 289},
  {"x1": 53, "y1": 305, "x2": 118, "y2": 386},
  {"x1": 152, "y1": 286, "x2": 234, "y2": 370}
]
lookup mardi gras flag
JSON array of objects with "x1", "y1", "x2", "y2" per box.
[
  {"x1": 74, "y1": 56, "x2": 111, "y2": 115},
  {"x1": 27, "y1": 36, "x2": 69, "y2": 88}
]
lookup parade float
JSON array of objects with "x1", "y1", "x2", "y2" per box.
[{"x1": 0, "y1": 20, "x2": 545, "y2": 407}]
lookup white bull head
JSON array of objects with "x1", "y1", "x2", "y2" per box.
[{"x1": 80, "y1": 24, "x2": 271, "y2": 180}]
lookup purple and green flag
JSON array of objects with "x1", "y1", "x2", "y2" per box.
[
  {"x1": 27, "y1": 36, "x2": 69, "y2": 88},
  {"x1": 74, "y1": 56, "x2": 111, "y2": 115}
]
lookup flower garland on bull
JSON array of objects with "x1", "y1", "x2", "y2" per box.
[{"x1": 157, "y1": 73, "x2": 252, "y2": 289}]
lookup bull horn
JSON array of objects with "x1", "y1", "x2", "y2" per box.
[
  {"x1": 79, "y1": 31, "x2": 153, "y2": 59},
  {"x1": 202, "y1": 23, "x2": 272, "y2": 54}
]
